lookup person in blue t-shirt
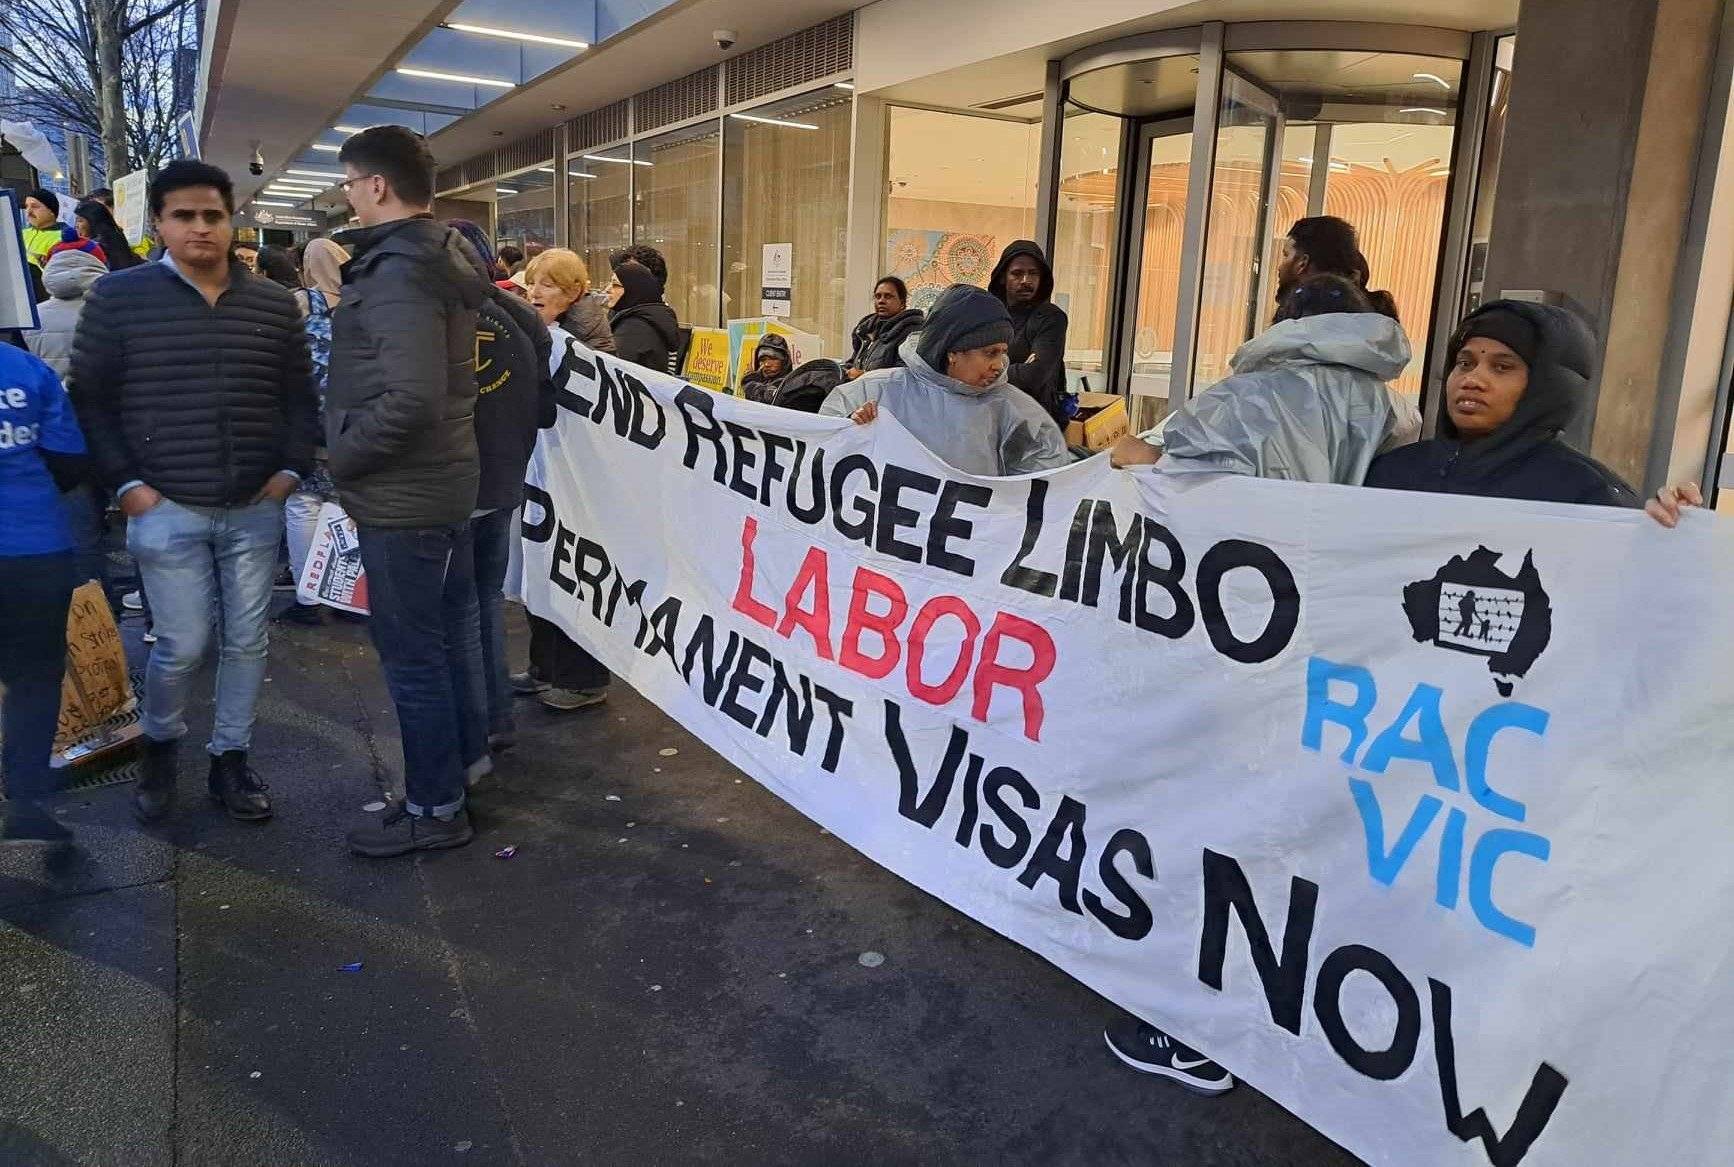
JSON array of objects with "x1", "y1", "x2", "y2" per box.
[{"x1": 0, "y1": 344, "x2": 88, "y2": 843}]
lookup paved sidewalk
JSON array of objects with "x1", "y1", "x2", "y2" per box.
[{"x1": 0, "y1": 606, "x2": 1361, "y2": 1166}]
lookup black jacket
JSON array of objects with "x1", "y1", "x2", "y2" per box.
[
  {"x1": 329, "y1": 217, "x2": 488, "y2": 528},
  {"x1": 1364, "y1": 300, "x2": 1639, "y2": 508},
  {"x1": 847, "y1": 308, "x2": 924, "y2": 373},
  {"x1": 71, "y1": 260, "x2": 319, "y2": 506},
  {"x1": 475, "y1": 278, "x2": 552, "y2": 511},
  {"x1": 740, "y1": 333, "x2": 793, "y2": 404},
  {"x1": 989, "y1": 240, "x2": 1070, "y2": 428},
  {"x1": 609, "y1": 301, "x2": 680, "y2": 374}
]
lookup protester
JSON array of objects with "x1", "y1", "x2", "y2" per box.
[
  {"x1": 1275, "y1": 216, "x2": 1398, "y2": 321},
  {"x1": 1109, "y1": 275, "x2": 1419, "y2": 479},
  {"x1": 0, "y1": 345, "x2": 88, "y2": 844},
  {"x1": 846, "y1": 277, "x2": 923, "y2": 378},
  {"x1": 607, "y1": 258, "x2": 679, "y2": 374},
  {"x1": 513, "y1": 246, "x2": 617, "y2": 713},
  {"x1": 988, "y1": 241, "x2": 1071, "y2": 428},
  {"x1": 257, "y1": 245, "x2": 301, "y2": 290},
  {"x1": 524, "y1": 248, "x2": 616, "y2": 354},
  {"x1": 497, "y1": 244, "x2": 524, "y2": 278},
  {"x1": 233, "y1": 241, "x2": 260, "y2": 273},
  {"x1": 276, "y1": 237, "x2": 348, "y2": 626},
  {"x1": 449, "y1": 218, "x2": 553, "y2": 747},
  {"x1": 27, "y1": 248, "x2": 107, "y2": 382},
  {"x1": 1364, "y1": 300, "x2": 1639, "y2": 505},
  {"x1": 331, "y1": 125, "x2": 490, "y2": 857},
  {"x1": 74, "y1": 200, "x2": 143, "y2": 271},
  {"x1": 822, "y1": 283, "x2": 1071, "y2": 476},
  {"x1": 21, "y1": 189, "x2": 70, "y2": 270},
  {"x1": 609, "y1": 244, "x2": 669, "y2": 293},
  {"x1": 72, "y1": 159, "x2": 318, "y2": 825},
  {"x1": 739, "y1": 333, "x2": 793, "y2": 404}
]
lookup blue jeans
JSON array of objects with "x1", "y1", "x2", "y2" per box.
[
  {"x1": 0, "y1": 552, "x2": 76, "y2": 803},
  {"x1": 356, "y1": 523, "x2": 488, "y2": 817},
  {"x1": 127, "y1": 497, "x2": 283, "y2": 754},
  {"x1": 471, "y1": 508, "x2": 514, "y2": 736}
]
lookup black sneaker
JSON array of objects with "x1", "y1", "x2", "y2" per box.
[
  {"x1": 348, "y1": 803, "x2": 474, "y2": 858},
  {"x1": 134, "y1": 736, "x2": 178, "y2": 823},
  {"x1": 1103, "y1": 1015, "x2": 1235, "y2": 1095},
  {"x1": 273, "y1": 602, "x2": 326, "y2": 627}
]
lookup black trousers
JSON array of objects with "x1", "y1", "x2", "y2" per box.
[
  {"x1": 0, "y1": 552, "x2": 76, "y2": 803},
  {"x1": 526, "y1": 613, "x2": 611, "y2": 691}
]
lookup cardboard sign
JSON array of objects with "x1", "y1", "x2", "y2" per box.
[
  {"x1": 296, "y1": 501, "x2": 370, "y2": 614},
  {"x1": 54, "y1": 581, "x2": 135, "y2": 759},
  {"x1": 523, "y1": 342, "x2": 1734, "y2": 1167}
]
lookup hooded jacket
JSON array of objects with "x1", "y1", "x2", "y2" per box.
[
  {"x1": 848, "y1": 307, "x2": 925, "y2": 373},
  {"x1": 1158, "y1": 312, "x2": 1419, "y2": 484},
  {"x1": 820, "y1": 335, "x2": 1072, "y2": 477},
  {"x1": 328, "y1": 216, "x2": 489, "y2": 527},
  {"x1": 27, "y1": 249, "x2": 107, "y2": 383},
  {"x1": 1364, "y1": 300, "x2": 1638, "y2": 507},
  {"x1": 608, "y1": 261, "x2": 680, "y2": 374},
  {"x1": 740, "y1": 333, "x2": 793, "y2": 404},
  {"x1": 988, "y1": 240, "x2": 1070, "y2": 428}
]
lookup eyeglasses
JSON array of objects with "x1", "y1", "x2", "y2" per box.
[{"x1": 338, "y1": 174, "x2": 378, "y2": 194}]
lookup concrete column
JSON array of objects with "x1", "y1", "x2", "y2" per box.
[
  {"x1": 1482, "y1": 0, "x2": 1723, "y2": 486},
  {"x1": 843, "y1": 94, "x2": 888, "y2": 331}
]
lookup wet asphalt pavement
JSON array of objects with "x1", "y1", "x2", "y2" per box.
[{"x1": 0, "y1": 601, "x2": 1360, "y2": 1166}]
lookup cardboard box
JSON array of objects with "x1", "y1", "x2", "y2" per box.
[{"x1": 1065, "y1": 392, "x2": 1129, "y2": 451}]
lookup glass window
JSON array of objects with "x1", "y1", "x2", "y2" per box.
[
  {"x1": 883, "y1": 107, "x2": 1040, "y2": 311},
  {"x1": 1052, "y1": 105, "x2": 1123, "y2": 377},
  {"x1": 1194, "y1": 72, "x2": 1281, "y2": 390},
  {"x1": 569, "y1": 148, "x2": 634, "y2": 288},
  {"x1": 1464, "y1": 35, "x2": 1516, "y2": 315},
  {"x1": 635, "y1": 122, "x2": 721, "y2": 327},
  {"x1": 722, "y1": 90, "x2": 852, "y2": 357},
  {"x1": 494, "y1": 164, "x2": 556, "y2": 255},
  {"x1": 1125, "y1": 126, "x2": 1193, "y2": 428}
]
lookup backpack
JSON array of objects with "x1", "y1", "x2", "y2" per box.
[
  {"x1": 773, "y1": 359, "x2": 845, "y2": 414},
  {"x1": 302, "y1": 288, "x2": 334, "y2": 403}
]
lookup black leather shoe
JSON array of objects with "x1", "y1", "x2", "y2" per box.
[
  {"x1": 208, "y1": 750, "x2": 273, "y2": 822},
  {"x1": 133, "y1": 737, "x2": 178, "y2": 823}
]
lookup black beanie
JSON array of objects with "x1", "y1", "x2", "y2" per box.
[
  {"x1": 1449, "y1": 307, "x2": 1539, "y2": 369},
  {"x1": 27, "y1": 188, "x2": 59, "y2": 217},
  {"x1": 915, "y1": 284, "x2": 1014, "y2": 373}
]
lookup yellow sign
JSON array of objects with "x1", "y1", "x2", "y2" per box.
[{"x1": 683, "y1": 327, "x2": 732, "y2": 393}]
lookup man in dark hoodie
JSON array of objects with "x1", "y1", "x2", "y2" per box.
[
  {"x1": 448, "y1": 218, "x2": 553, "y2": 753},
  {"x1": 332, "y1": 126, "x2": 490, "y2": 857},
  {"x1": 739, "y1": 333, "x2": 792, "y2": 403},
  {"x1": 607, "y1": 257, "x2": 680, "y2": 374},
  {"x1": 988, "y1": 240, "x2": 1070, "y2": 428},
  {"x1": 1364, "y1": 300, "x2": 1638, "y2": 505}
]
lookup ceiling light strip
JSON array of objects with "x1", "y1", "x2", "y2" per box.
[
  {"x1": 443, "y1": 22, "x2": 588, "y2": 50},
  {"x1": 396, "y1": 66, "x2": 515, "y2": 89}
]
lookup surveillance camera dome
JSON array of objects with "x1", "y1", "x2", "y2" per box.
[{"x1": 713, "y1": 28, "x2": 736, "y2": 50}]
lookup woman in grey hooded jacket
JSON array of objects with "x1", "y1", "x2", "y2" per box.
[
  {"x1": 26, "y1": 248, "x2": 108, "y2": 381},
  {"x1": 821, "y1": 283, "x2": 1072, "y2": 477},
  {"x1": 1111, "y1": 274, "x2": 1420, "y2": 481}
]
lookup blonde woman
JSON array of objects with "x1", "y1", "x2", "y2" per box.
[
  {"x1": 523, "y1": 248, "x2": 615, "y2": 354},
  {"x1": 512, "y1": 247, "x2": 615, "y2": 711}
]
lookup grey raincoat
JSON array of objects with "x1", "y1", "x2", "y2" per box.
[
  {"x1": 1156, "y1": 312, "x2": 1419, "y2": 484},
  {"x1": 820, "y1": 335, "x2": 1072, "y2": 477}
]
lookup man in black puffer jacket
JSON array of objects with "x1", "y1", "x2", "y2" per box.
[
  {"x1": 331, "y1": 127, "x2": 491, "y2": 858},
  {"x1": 73, "y1": 160, "x2": 319, "y2": 827}
]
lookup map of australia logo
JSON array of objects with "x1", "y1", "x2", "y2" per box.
[{"x1": 1401, "y1": 547, "x2": 1552, "y2": 696}]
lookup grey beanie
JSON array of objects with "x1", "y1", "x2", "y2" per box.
[{"x1": 915, "y1": 284, "x2": 1015, "y2": 372}]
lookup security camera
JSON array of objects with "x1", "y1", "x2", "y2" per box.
[
  {"x1": 713, "y1": 28, "x2": 736, "y2": 50},
  {"x1": 249, "y1": 145, "x2": 264, "y2": 177}
]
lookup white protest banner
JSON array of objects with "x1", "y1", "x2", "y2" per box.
[
  {"x1": 522, "y1": 340, "x2": 1734, "y2": 1167},
  {"x1": 296, "y1": 501, "x2": 369, "y2": 614}
]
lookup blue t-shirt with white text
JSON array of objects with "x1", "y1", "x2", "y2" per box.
[{"x1": 0, "y1": 345, "x2": 86, "y2": 556}]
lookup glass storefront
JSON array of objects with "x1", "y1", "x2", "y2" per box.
[
  {"x1": 882, "y1": 107, "x2": 1041, "y2": 311},
  {"x1": 495, "y1": 164, "x2": 556, "y2": 255},
  {"x1": 635, "y1": 123, "x2": 722, "y2": 327},
  {"x1": 569, "y1": 148, "x2": 633, "y2": 288},
  {"x1": 722, "y1": 90, "x2": 852, "y2": 357}
]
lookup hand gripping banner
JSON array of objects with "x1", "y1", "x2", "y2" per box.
[{"x1": 521, "y1": 340, "x2": 1734, "y2": 1167}]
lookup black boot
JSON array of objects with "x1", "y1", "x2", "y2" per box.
[
  {"x1": 208, "y1": 750, "x2": 272, "y2": 822},
  {"x1": 134, "y1": 737, "x2": 178, "y2": 823}
]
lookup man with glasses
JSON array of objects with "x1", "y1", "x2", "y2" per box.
[
  {"x1": 329, "y1": 126, "x2": 490, "y2": 857},
  {"x1": 72, "y1": 160, "x2": 318, "y2": 825}
]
